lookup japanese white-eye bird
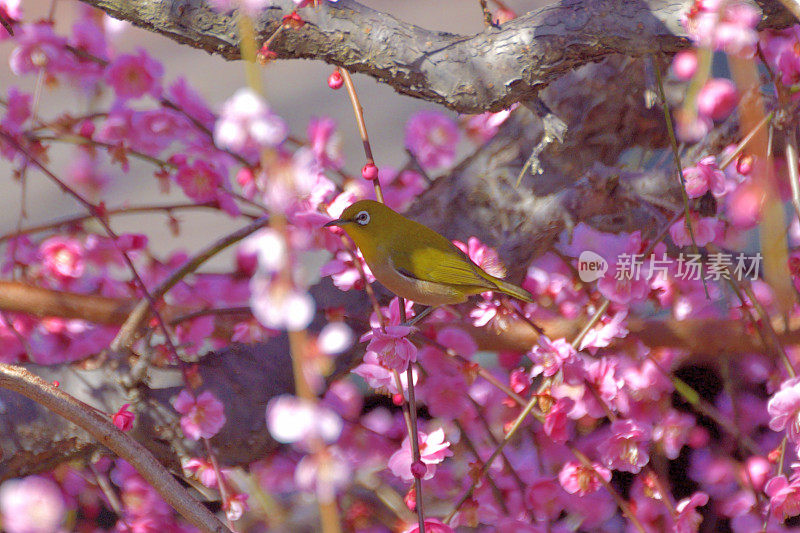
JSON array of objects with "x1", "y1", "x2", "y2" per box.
[{"x1": 324, "y1": 200, "x2": 534, "y2": 306}]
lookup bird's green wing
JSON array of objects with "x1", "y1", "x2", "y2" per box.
[{"x1": 392, "y1": 241, "x2": 495, "y2": 289}]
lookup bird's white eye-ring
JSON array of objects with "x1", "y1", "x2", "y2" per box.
[{"x1": 355, "y1": 210, "x2": 370, "y2": 226}]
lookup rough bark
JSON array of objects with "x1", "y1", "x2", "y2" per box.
[
  {"x1": 408, "y1": 56, "x2": 679, "y2": 279},
  {"x1": 75, "y1": 0, "x2": 795, "y2": 113},
  {"x1": 0, "y1": 341, "x2": 294, "y2": 480}
]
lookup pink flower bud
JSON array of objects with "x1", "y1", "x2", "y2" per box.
[
  {"x1": 112, "y1": 404, "x2": 135, "y2": 431},
  {"x1": 410, "y1": 460, "x2": 427, "y2": 479},
  {"x1": 361, "y1": 161, "x2": 379, "y2": 180},
  {"x1": 78, "y1": 120, "x2": 95, "y2": 138},
  {"x1": 736, "y1": 153, "x2": 753, "y2": 175},
  {"x1": 697, "y1": 78, "x2": 739, "y2": 121},
  {"x1": 671, "y1": 50, "x2": 698, "y2": 80},
  {"x1": 328, "y1": 70, "x2": 343, "y2": 90},
  {"x1": 726, "y1": 181, "x2": 763, "y2": 229},
  {"x1": 404, "y1": 487, "x2": 417, "y2": 511},
  {"x1": 494, "y1": 8, "x2": 516, "y2": 24},
  {"x1": 744, "y1": 456, "x2": 771, "y2": 491}
]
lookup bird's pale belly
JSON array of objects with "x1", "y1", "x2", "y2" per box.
[{"x1": 367, "y1": 258, "x2": 473, "y2": 306}]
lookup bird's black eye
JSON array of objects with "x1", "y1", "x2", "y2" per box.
[{"x1": 355, "y1": 210, "x2": 370, "y2": 226}]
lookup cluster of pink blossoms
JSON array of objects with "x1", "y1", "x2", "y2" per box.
[{"x1": 6, "y1": 0, "x2": 800, "y2": 531}]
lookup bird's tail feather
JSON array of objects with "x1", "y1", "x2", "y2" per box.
[{"x1": 493, "y1": 278, "x2": 534, "y2": 303}]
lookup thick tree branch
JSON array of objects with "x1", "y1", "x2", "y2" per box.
[
  {"x1": 3, "y1": 279, "x2": 800, "y2": 356},
  {"x1": 0, "y1": 364, "x2": 228, "y2": 533},
  {"x1": 76, "y1": 0, "x2": 795, "y2": 113}
]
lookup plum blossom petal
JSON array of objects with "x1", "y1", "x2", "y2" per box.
[
  {"x1": 172, "y1": 389, "x2": 226, "y2": 440},
  {"x1": 266, "y1": 394, "x2": 343, "y2": 445}
]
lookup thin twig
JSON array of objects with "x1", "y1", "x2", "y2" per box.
[
  {"x1": 111, "y1": 215, "x2": 270, "y2": 352},
  {"x1": 339, "y1": 67, "x2": 384, "y2": 203},
  {"x1": 400, "y1": 299, "x2": 426, "y2": 533},
  {"x1": 0, "y1": 202, "x2": 248, "y2": 243},
  {"x1": 651, "y1": 55, "x2": 709, "y2": 299},
  {"x1": 0, "y1": 364, "x2": 228, "y2": 533}
]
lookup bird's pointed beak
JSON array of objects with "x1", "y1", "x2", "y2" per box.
[{"x1": 324, "y1": 218, "x2": 345, "y2": 228}]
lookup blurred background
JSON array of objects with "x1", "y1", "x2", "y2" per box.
[{"x1": 0, "y1": 0, "x2": 546, "y2": 269}]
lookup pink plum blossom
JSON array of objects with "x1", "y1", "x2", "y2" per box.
[
  {"x1": 68, "y1": 19, "x2": 108, "y2": 86},
  {"x1": 768, "y1": 377, "x2": 800, "y2": 443},
  {"x1": 373, "y1": 167, "x2": 427, "y2": 212},
  {"x1": 266, "y1": 394, "x2": 342, "y2": 445},
  {"x1": 317, "y1": 322, "x2": 354, "y2": 355},
  {"x1": 364, "y1": 325, "x2": 417, "y2": 372},
  {"x1": 579, "y1": 357, "x2": 626, "y2": 417},
  {"x1": 405, "y1": 110, "x2": 460, "y2": 169},
  {"x1": 9, "y1": 23, "x2": 69, "y2": 75},
  {"x1": 599, "y1": 419, "x2": 651, "y2": 473},
  {"x1": 436, "y1": 327, "x2": 477, "y2": 358},
  {"x1": 323, "y1": 379, "x2": 362, "y2": 420},
  {"x1": 469, "y1": 294, "x2": 505, "y2": 327},
  {"x1": 1, "y1": 87, "x2": 30, "y2": 135},
  {"x1": 183, "y1": 458, "x2": 223, "y2": 488},
  {"x1": 765, "y1": 473, "x2": 800, "y2": 519},
  {"x1": 388, "y1": 428, "x2": 453, "y2": 481},
  {"x1": 676, "y1": 111, "x2": 713, "y2": 143},
  {"x1": 453, "y1": 236, "x2": 506, "y2": 278},
  {"x1": 558, "y1": 460, "x2": 611, "y2": 496},
  {"x1": 543, "y1": 397, "x2": 573, "y2": 443},
  {"x1": 240, "y1": 228, "x2": 287, "y2": 275},
  {"x1": 597, "y1": 270, "x2": 650, "y2": 305},
  {"x1": 777, "y1": 40, "x2": 800, "y2": 87},
  {"x1": 171, "y1": 389, "x2": 226, "y2": 440},
  {"x1": 173, "y1": 159, "x2": 226, "y2": 203},
  {"x1": 683, "y1": 0, "x2": 760, "y2": 57},
  {"x1": 352, "y1": 350, "x2": 417, "y2": 395},
  {"x1": 578, "y1": 310, "x2": 628, "y2": 354},
  {"x1": 295, "y1": 446, "x2": 351, "y2": 503},
  {"x1": 696, "y1": 78, "x2": 739, "y2": 121},
  {"x1": 674, "y1": 492, "x2": 709, "y2": 532},
  {"x1": 670, "y1": 216, "x2": 718, "y2": 247},
  {"x1": 39, "y1": 236, "x2": 85, "y2": 281},
  {"x1": 112, "y1": 404, "x2": 135, "y2": 431},
  {"x1": 320, "y1": 249, "x2": 375, "y2": 291},
  {"x1": 683, "y1": 156, "x2": 726, "y2": 198},
  {"x1": 653, "y1": 410, "x2": 695, "y2": 459},
  {"x1": 214, "y1": 88, "x2": 287, "y2": 154},
  {"x1": 105, "y1": 49, "x2": 163, "y2": 100},
  {"x1": 671, "y1": 50, "x2": 698, "y2": 80},
  {"x1": 308, "y1": 116, "x2": 344, "y2": 169},
  {"x1": 250, "y1": 276, "x2": 315, "y2": 331},
  {"x1": 419, "y1": 373, "x2": 472, "y2": 419},
  {"x1": 0, "y1": 476, "x2": 65, "y2": 533},
  {"x1": 725, "y1": 181, "x2": 763, "y2": 229},
  {"x1": 463, "y1": 106, "x2": 515, "y2": 144},
  {"x1": 524, "y1": 478, "x2": 566, "y2": 521},
  {"x1": 129, "y1": 109, "x2": 187, "y2": 154},
  {"x1": 743, "y1": 456, "x2": 771, "y2": 492},
  {"x1": 528, "y1": 336, "x2": 576, "y2": 377},
  {"x1": 68, "y1": 148, "x2": 109, "y2": 197},
  {"x1": 224, "y1": 492, "x2": 249, "y2": 522},
  {"x1": 369, "y1": 297, "x2": 416, "y2": 329},
  {"x1": 167, "y1": 77, "x2": 216, "y2": 130}
]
